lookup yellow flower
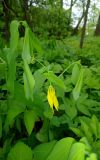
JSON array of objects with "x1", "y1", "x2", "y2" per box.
[{"x1": 47, "y1": 85, "x2": 59, "y2": 111}]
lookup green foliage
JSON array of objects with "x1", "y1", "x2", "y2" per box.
[
  {"x1": 31, "y1": 7, "x2": 70, "y2": 38},
  {"x1": 0, "y1": 20, "x2": 100, "y2": 160},
  {"x1": 7, "y1": 141, "x2": 33, "y2": 160},
  {"x1": 24, "y1": 109, "x2": 37, "y2": 135},
  {"x1": 33, "y1": 137, "x2": 97, "y2": 160}
]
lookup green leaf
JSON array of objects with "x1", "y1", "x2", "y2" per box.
[
  {"x1": 77, "y1": 104, "x2": 91, "y2": 116},
  {"x1": 68, "y1": 142, "x2": 85, "y2": 160},
  {"x1": 47, "y1": 137, "x2": 75, "y2": 160},
  {"x1": 24, "y1": 110, "x2": 36, "y2": 135},
  {"x1": 70, "y1": 127, "x2": 84, "y2": 137},
  {"x1": 10, "y1": 20, "x2": 19, "y2": 51},
  {"x1": 23, "y1": 61, "x2": 35, "y2": 100},
  {"x1": 0, "y1": 57, "x2": 6, "y2": 79},
  {"x1": 90, "y1": 115, "x2": 98, "y2": 139},
  {"x1": 33, "y1": 140, "x2": 57, "y2": 160},
  {"x1": 29, "y1": 29, "x2": 43, "y2": 55},
  {"x1": 22, "y1": 28, "x2": 31, "y2": 63},
  {"x1": 86, "y1": 153, "x2": 97, "y2": 160},
  {"x1": 65, "y1": 104, "x2": 77, "y2": 120},
  {"x1": 0, "y1": 116, "x2": 2, "y2": 138},
  {"x1": 4, "y1": 106, "x2": 24, "y2": 131},
  {"x1": 80, "y1": 119, "x2": 93, "y2": 143},
  {"x1": 36, "y1": 119, "x2": 50, "y2": 142},
  {"x1": 34, "y1": 69, "x2": 46, "y2": 92},
  {"x1": 44, "y1": 72, "x2": 66, "y2": 90},
  {"x1": 73, "y1": 68, "x2": 84, "y2": 100},
  {"x1": 7, "y1": 49, "x2": 17, "y2": 95},
  {"x1": 7, "y1": 141, "x2": 33, "y2": 160},
  {"x1": 71, "y1": 63, "x2": 80, "y2": 85}
]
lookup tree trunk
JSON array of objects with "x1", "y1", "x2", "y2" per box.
[
  {"x1": 72, "y1": 12, "x2": 85, "y2": 35},
  {"x1": 94, "y1": 14, "x2": 100, "y2": 36},
  {"x1": 20, "y1": 0, "x2": 32, "y2": 29},
  {"x1": 80, "y1": 0, "x2": 91, "y2": 48},
  {"x1": 60, "y1": 0, "x2": 63, "y2": 9},
  {"x1": 68, "y1": 0, "x2": 77, "y2": 26},
  {"x1": 2, "y1": 0, "x2": 10, "y2": 41},
  {"x1": 68, "y1": 0, "x2": 73, "y2": 25}
]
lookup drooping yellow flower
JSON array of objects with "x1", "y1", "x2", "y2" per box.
[{"x1": 47, "y1": 85, "x2": 59, "y2": 111}]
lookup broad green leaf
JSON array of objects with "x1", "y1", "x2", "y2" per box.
[
  {"x1": 4, "y1": 106, "x2": 24, "y2": 130},
  {"x1": 10, "y1": 20, "x2": 19, "y2": 51},
  {"x1": 34, "y1": 70, "x2": 46, "y2": 92},
  {"x1": 86, "y1": 153, "x2": 97, "y2": 160},
  {"x1": 24, "y1": 110, "x2": 36, "y2": 135},
  {"x1": 71, "y1": 63, "x2": 80, "y2": 85},
  {"x1": 7, "y1": 141, "x2": 33, "y2": 160},
  {"x1": 23, "y1": 61, "x2": 35, "y2": 100},
  {"x1": 47, "y1": 137, "x2": 75, "y2": 160},
  {"x1": 73, "y1": 68, "x2": 84, "y2": 100},
  {"x1": 33, "y1": 140, "x2": 57, "y2": 160},
  {"x1": 43, "y1": 105, "x2": 54, "y2": 119},
  {"x1": 22, "y1": 28, "x2": 31, "y2": 63},
  {"x1": 68, "y1": 142, "x2": 85, "y2": 160},
  {"x1": 44, "y1": 72, "x2": 66, "y2": 90}
]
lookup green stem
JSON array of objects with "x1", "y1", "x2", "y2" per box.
[
  {"x1": 35, "y1": 59, "x2": 45, "y2": 67},
  {"x1": 59, "y1": 61, "x2": 79, "y2": 77}
]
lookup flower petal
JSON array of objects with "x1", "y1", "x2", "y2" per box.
[{"x1": 53, "y1": 95, "x2": 59, "y2": 111}]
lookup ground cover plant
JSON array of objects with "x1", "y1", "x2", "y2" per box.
[{"x1": 0, "y1": 19, "x2": 100, "y2": 160}]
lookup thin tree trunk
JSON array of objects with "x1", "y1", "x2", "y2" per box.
[
  {"x1": 68, "y1": 0, "x2": 73, "y2": 25},
  {"x1": 20, "y1": 0, "x2": 32, "y2": 29},
  {"x1": 80, "y1": 0, "x2": 91, "y2": 48},
  {"x1": 72, "y1": 12, "x2": 85, "y2": 35},
  {"x1": 94, "y1": 14, "x2": 100, "y2": 36},
  {"x1": 2, "y1": 0, "x2": 10, "y2": 41},
  {"x1": 68, "y1": 0, "x2": 77, "y2": 26},
  {"x1": 60, "y1": 0, "x2": 63, "y2": 9}
]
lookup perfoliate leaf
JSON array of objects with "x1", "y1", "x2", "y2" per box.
[{"x1": 7, "y1": 141, "x2": 33, "y2": 160}]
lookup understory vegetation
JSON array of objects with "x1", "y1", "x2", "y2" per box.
[{"x1": 0, "y1": 0, "x2": 100, "y2": 160}]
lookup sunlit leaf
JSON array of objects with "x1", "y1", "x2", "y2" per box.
[{"x1": 7, "y1": 141, "x2": 33, "y2": 160}]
